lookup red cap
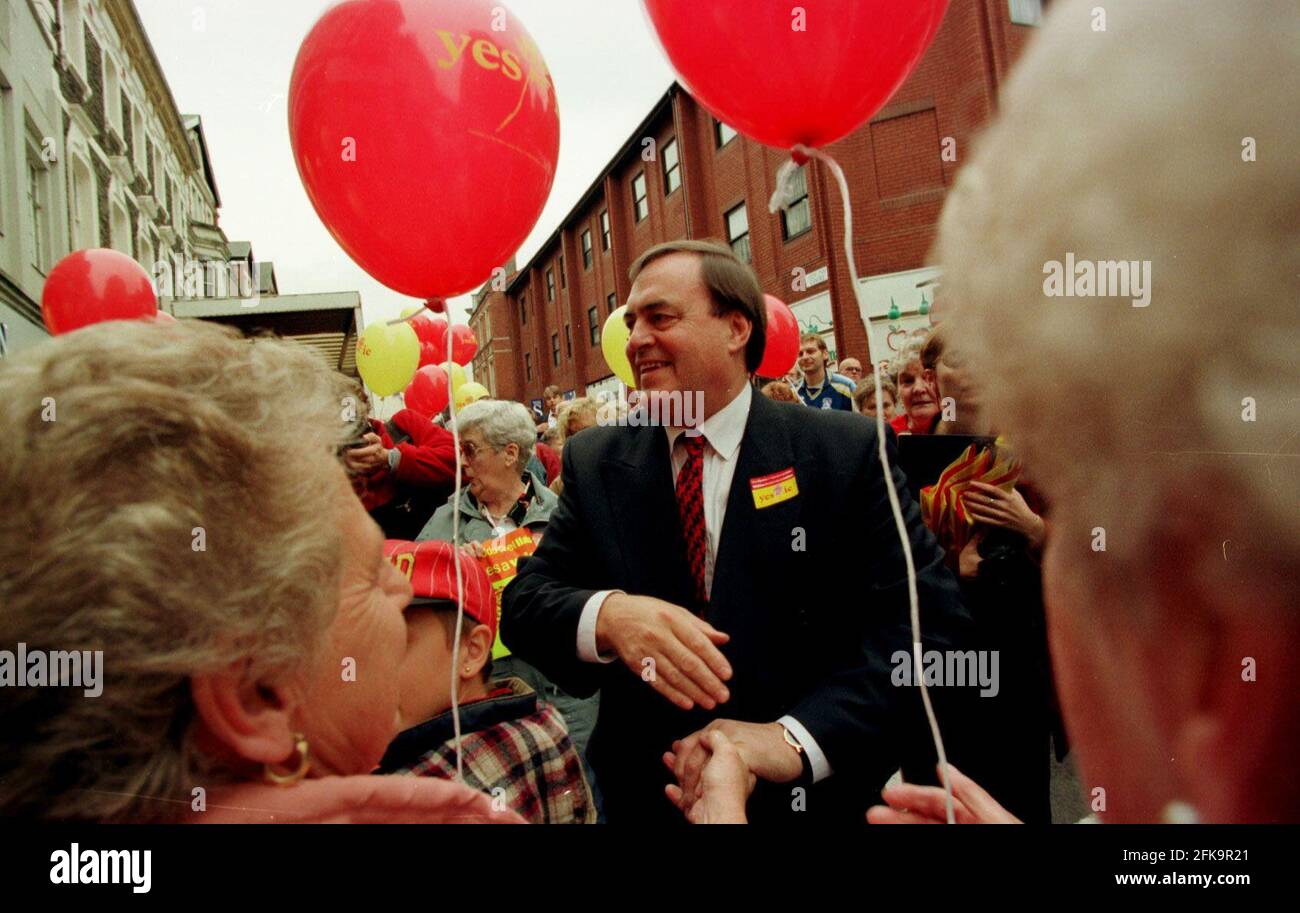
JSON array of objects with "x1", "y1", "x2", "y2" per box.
[{"x1": 383, "y1": 540, "x2": 496, "y2": 644}]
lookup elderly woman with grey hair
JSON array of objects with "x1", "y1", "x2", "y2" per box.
[
  {"x1": 0, "y1": 320, "x2": 516, "y2": 823},
  {"x1": 417, "y1": 399, "x2": 558, "y2": 546}
]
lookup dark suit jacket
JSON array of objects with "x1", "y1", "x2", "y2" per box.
[{"x1": 501, "y1": 390, "x2": 972, "y2": 823}]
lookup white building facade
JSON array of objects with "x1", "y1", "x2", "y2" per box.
[{"x1": 0, "y1": 0, "x2": 226, "y2": 359}]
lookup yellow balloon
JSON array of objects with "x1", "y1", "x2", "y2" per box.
[
  {"x1": 441, "y1": 361, "x2": 467, "y2": 395},
  {"x1": 356, "y1": 322, "x2": 419, "y2": 396},
  {"x1": 454, "y1": 382, "x2": 490, "y2": 411},
  {"x1": 601, "y1": 305, "x2": 636, "y2": 389}
]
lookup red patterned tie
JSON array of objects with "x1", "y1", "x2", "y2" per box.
[{"x1": 675, "y1": 434, "x2": 709, "y2": 607}]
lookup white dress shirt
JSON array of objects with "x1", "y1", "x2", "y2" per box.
[{"x1": 573, "y1": 383, "x2": 831, "y2": 782}]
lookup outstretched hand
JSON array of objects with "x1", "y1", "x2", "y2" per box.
[
  {"x1": 596, "y1": 593, "x2": 732, "y2": 711},
  {"x1": 866, "y1": 764, "x2": 1021, "y2": 824}
]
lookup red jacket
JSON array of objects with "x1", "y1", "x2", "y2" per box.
[
  {"x1": 534, "y1": 441, "x2": 561, "y2": 486},
  {"x1": 356, "y1": 409, "x2": 457, "y2": 511}
]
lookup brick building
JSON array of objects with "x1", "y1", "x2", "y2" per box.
[{"x1": 469, "y1": 0, "x2": 1047, "y2": 407}]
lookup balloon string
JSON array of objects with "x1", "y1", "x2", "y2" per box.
[
  {"x1": 446, "y1": 310, "x2": 465, "y2": 784},
  {"x1": 384, "y1": 298, "x2": 445, "y2": 326},
  {"x1": 776, "y1": 144, "x2": 954, "y2": 824},
  {"x1": 376, "y1": 297, "x2": 464, "y2": 781}
]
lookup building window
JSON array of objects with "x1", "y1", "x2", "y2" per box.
[
  {"x1": 138, "y1": 234, "x2": 154, "y2": 275},
  {"x1": 564, "y1": 324, "x2": 572, "y2": 359},
  {"x1": 662, "y1": 138, "x2": 681, "y2": 195},
  {"x1": 588, "y1": 306, "x2": 600, "y2": 346},
  {"x1": 551, "y1": 333, "x2": 560, "y2": 366},
  {"x1": 519, "y1": 295, "x2": 527, "y2": 325},
  {"x1": 715, "y1": 119, "x2": 738, "y2": 147},
  {"x1": 525, "y1": 353, "x2": 532, "y2": 382},
  {"x1": 558, "y1": 255, "x2": 565, "y2": 288},
  {"x1": 153, "y1": 143, "x2": 166, "y2": 206},
  {"x1": 725, "y1": 203, "x2": 751, "y2": 264},
  {"x1": 61, "y1": 2, "x2": 87, "y2": 75},
  {"x1": 581, "y1": 229, "x2": 593, "y2": 269},
  {"x1": 69, "y1": 154, "x2": 97, "y2": 250},
  {"x1": 26, "y1": 133, "x2": 53, "y2": 272},
  {"x1": 104, "y1": 54, "x2": 123, "y2": 135},
  {"x1": 632, "y1": 172, "x2": 649, "y2": 222},
  {"x1": 171, "y1": 179, "x2": 183, "y2": 230},
  {"x1": 607, "y1": 292, "x2": 617, "y2": 314},
  {"x1": 110, "y1": 201, "x2": 131, "y2": 256},
  {"x1": 600, "y1": 210, "x2": 611, "y2": 251},
  {"x1": 131, "y1": 107, "x2": 147, "y2": 174},
  {"x1": 546, "y1": 267, "x2": 555, "y2": 301},
  {"x1": 0, "y1": 87, "x2": 8, "y2": 235},
  {"x1": 780, "y1": 165, "x2": 812, "y2": 240}
]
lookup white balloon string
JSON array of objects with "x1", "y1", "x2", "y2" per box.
[
  {"x1": 783, "y1": 144, "x2": 955, "y2": 824},
  {"x1": 444, "y1": 306, "x2": 465, "y2": 784}
]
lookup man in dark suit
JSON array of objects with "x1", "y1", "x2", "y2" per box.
[{"x1": 501, "y1": 240, "x2": 972, "y2": 823}]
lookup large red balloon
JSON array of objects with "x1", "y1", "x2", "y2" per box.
[
  {"x1": 405, "y1": 365, "x2": 450, "y2": 417},
  {"x1": 450, "y1": 325, "x2": 479, "y2": 366},
  {"x1": 756, "y1": 295, "x2": 800, "y2": 378},
  {"x1": 41, "y1": 248, "x2": 158, "y2": 335},
  {"x1": 289, "y1": 0, "x2": 561, "y2": 298},
  {"x1": 643, "y1": 0, "x2": 948, "y2": 149}
]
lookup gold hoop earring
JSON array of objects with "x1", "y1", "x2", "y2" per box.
[{"x1": 263, "y1": 732, "x2": 311, "y2": 786}]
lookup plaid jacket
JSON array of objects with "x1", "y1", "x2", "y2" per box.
[{"x1": 377, "y1": 677, "x2": 596, "y2": 824}]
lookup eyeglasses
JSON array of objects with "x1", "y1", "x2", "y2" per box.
[{"x1": 459, "y1": 441, "x2": 495, "y2": 462}]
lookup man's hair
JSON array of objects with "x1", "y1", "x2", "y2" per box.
[
  {"x1": 853, "y1": 374, "x2": 898, "y2": 411},
  {"x1": 799, "y1": 332, "x2": 828, "y2": 353},
  {"x1": 542, "y1": 385, "x2": 561, "y2": 399},
  {"x1": 0, "y1": 320, "x2": 355, "y2": 821},
  {"x1": 629, "y1": 239, "x2": 767, "y2": 373}
]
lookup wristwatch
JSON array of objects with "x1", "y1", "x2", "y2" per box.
[{"x1": 781, "y1": 724, "x2": 814, "y2": 784}]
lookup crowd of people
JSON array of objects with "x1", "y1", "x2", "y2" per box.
[{"x1": 0, "y1": 0, "x2": 1293, "y2": 825}]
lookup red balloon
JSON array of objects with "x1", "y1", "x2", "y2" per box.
[
  {"x1": 411, "y1": 314, "x2": 448, "y2": 347},
  {"x1": 450, "y1": 325, "x2": 479, "y2": 366},
  {"x1": 405, "y1": 365, "x2": 450, "y2": 417},
  {"x1": 41, "y1": 248, "x2": 159, "y2": 335},
  {"x1": 289, "y1": 0, "x2": 561, "y2": 298},
  {"x1": 756, "y1": 295, "x2": 800, "y2": 378},
  {"x1": 643, "y1": 0, "x2": 948, "y2": 149},
  {"x1": 413, "y1": 314, "x2": 450, "y2": 366}
]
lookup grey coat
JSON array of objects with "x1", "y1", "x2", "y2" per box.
[{"x1": 416, "y1": 474, "x2": 558, "y2": 545}]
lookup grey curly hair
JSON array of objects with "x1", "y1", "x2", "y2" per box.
[{"x1": 0, "y1": 320, "x2": 357, "y2": 820}]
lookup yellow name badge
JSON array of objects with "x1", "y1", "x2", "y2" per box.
[{"x1": 750, "y1": 467, "x2": 799, "y2": 509}]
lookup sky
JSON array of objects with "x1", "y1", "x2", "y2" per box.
[{"x1": 133, "y1": 0, "x2": 677, "y2": 328}]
